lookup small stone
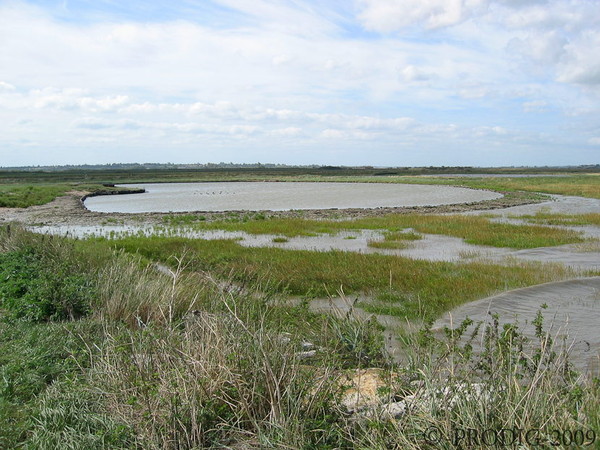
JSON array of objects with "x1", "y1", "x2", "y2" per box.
[
  {"x1": 295, "y1": 350, "x2": 317, "y2": 359},
  {"x1": 301, "y1": 341, "x2": 316, "y2": 350}
]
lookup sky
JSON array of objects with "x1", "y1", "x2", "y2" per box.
[{"x1": 0, "y1": 0, "x2": 599, "y2": 167}]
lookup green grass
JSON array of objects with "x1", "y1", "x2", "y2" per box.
[
  {"x1": 516, "y1": 211, "x2": 600, "y2": 226},
  {"x1": 171, "y1": 213, "x2": 586, "y2": 249},
  {"x1": 0, "y1": 184, "x2": 74, "y2": 208},
  {"x1": 366, "y1": 240, "x2": 410, "y2": 249},
  {"x1": 288, "y1": 173, "x2": 600, "y2": 199},
  {"x1": 107, "y1": 235, "x2": 577, "y2": 321},
  {"x1": 381, "y1": 230, "x2": 422, "y2": 241},
  {"x1": 367, "y1": 230, "x2": 422, "y2": 249},
  {"x1": 0, "y1": 183, "x2": 142, "y2": 208},
  {"x1": 0, "y1": 248, "x2": 95, "y2": 322},
  {"x1": 0, "y1": 318, "x2": 106, "y2": 448}
]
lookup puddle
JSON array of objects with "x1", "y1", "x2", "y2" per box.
[{"x1": 432, "y1": 277, "x2": 600, "y2": 374}]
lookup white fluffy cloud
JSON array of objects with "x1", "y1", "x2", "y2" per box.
[
  {"x1": 358, "y1": 0, "x2": 600, "y2": 94},
  {"x1": 0, "y1": 1, "x2": 598, "y2": 167},
  {"x1": 358, "y1": 0, "x2": 488, "y2": 31}
]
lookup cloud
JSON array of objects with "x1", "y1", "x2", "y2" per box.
[
  {"x1": 72, "y1": 117, "x2": 114, "y2": 129},
  {"x1": 507, "y1": 31, "x2": 568, "y2": 66},
  {"x1": 0, "y1": 81, "x2": 16, "y2": 91},
  {"x1": 557, "y1": 30, "x2": 600, "y2": 87},
  {"x1": 400, "y1": 65, "x2": 434, "y2": 82},
  {"x1": 523, "y1": 100, "x2": 547, "y2": 112},
  {"x1": 320, "y1": 129, "x2": 346, "y2": 139},
  {"x1": 358, "y1": 0, "x2": 488, "y2": 32},
  {"x1": 357, "y1": 0, "x2": 600, "y2": 93},
  {"x1": 0, "y1": 1, "x2": 598, "y2": 167},
  {"x1": 270, "y1": 127, "x2": 303, "y2": 137},
  {"x1": 587, "y1": 137, "x2": 600, "y2": 146},
  {"x1": 30, "y1": 88, "x2": 131, "y2": 112}
]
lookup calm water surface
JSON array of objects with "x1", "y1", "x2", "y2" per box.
[{"x1": 84, "y1": 182, "x2": 502, "y2": 213}]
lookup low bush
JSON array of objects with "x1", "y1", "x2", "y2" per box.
[{"x1": 0, "y1": 246, "x2": 95, "y2": 322}]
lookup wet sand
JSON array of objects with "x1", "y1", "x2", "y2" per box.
[{"x1": 432, "y1": 278, "x2": 600, "y2": 374}]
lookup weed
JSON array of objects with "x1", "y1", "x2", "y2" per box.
[
  {"x1": 367, "y1": 240, "x2": 409, "y2": 249},
  {"x1": 0, "y1": 318, "x2": 104, "y2": 448},
  {"x1": 0, "y1": 243, "x2": 95, "y2": 322}
]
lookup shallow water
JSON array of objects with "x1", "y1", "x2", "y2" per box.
[
  {"x1": 84, "y1": 182, "x2": 502, "y2": 213},
  {"x1": 432, "y1": 278, "x2": 600, "y2": 374},
  {"x1": 29, "y1": 222, "x2": 600, "y2": 271}
]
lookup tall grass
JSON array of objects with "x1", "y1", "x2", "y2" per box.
[
  {"x1": 90, "y1": 303, "x2": 342, "y2": 448},
  {"x1": 0, "y1": 226, "x2": 386, "y2": 447},
  {"x1": 1, "y1": 226, "x2": 599, "y2": 448},
  {"x1": 94, "y1": 253, "x2": 210, "y2": 327},
  {"x1": 347, "y1": 313, "x2": 600, "y2": 448}
]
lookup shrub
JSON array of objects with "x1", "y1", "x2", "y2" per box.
[{"x1": 0, "y1": 237, "x2": 95, "y2": 322}]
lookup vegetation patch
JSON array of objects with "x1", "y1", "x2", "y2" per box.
[
  {"x1": 0, "y1": 318, "x2": 106, "y2": 448},
  {"x1": 107, "y1": 235, "x2": 577, "y2": 321},
  {"x1": 366, "y1": 240, "x2": 409, "y2": 249},
  {"x1": 180, "y1": 213, "x2": 585, "y2": 249},
  {"x1": 367, "y1": 230, "x2": 421, "y2": 249},
  {"x1": 0, "y1": 226, "x2": 598, "y2": 448},
  {"x1": 0, "y1": 183, "x2": 142, "y2": 208},
  {"x1": 0, "y1": 243, "x2": 95, "y2": 322},
  {"x1": 516, "y1": 211, "x2": 600, "y2": 226}
]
